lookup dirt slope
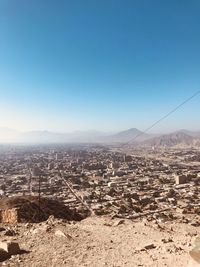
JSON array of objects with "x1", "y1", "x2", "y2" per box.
[{"x1": 0, "y1": 216, "x2": 197, "y2": 267}]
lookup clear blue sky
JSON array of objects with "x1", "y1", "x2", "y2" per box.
[{"x1": 0, "y1": 0, "x2": 200, "y2": 133}]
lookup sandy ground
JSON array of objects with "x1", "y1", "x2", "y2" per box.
[{"x1": 0, "y1": 216, "x2": 198, "y2": 267}]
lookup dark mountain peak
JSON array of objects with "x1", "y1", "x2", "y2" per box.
[
  {"x1": 108, "y1": 128, "x2": 152, "y2": 143},
  {"x1": 114, "y1": 128, "x2": 143, "y2": 136}
]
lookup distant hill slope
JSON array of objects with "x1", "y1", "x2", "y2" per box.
[
  {"x1": 17, "y1": 130, "x2": 109, "y2": 143},
  {"x1": 141, "y1": 131, "x2": 200, "y2": 147},
  {"x1": 0, "y1": 127, "x2": 152, "y2": 143},
  {"x1": 106, "y1": 128, "x2": 153, "y2": 143},
  {"x1": 178, "y1": 129, "x2": 200, "y2": 137},
  {"x1": 0, "y1": 127, "x2": 199, "y2": 144}
]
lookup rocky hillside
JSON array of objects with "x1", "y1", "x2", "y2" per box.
[
  {"x1": 141, "y1": 132, "x2": 200, "y2": 148},
  {"x1": 0, "y1": 216, "x2": 198, "y2": 266}
]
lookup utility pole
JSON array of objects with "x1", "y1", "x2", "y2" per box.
[
  {"x1": 28, "y1": 167, "x2": 32, "y2": 194},
  {"x1": 3, "y1": 177, "x2": 6, "y2": 197},
  {"x1": 38, "y1": 174, "x2": 41, "y2": 220},
  {"x1": 27, "y1": 158, "x2": 32, "y2": 195}
]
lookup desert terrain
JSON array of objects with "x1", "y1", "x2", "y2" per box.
[
  {"x1": 0, "y1": 215, "x2": 198, "y2": 267},
  {"x1": 0, "y1": 143, "x2": 199, "y2": 266}
]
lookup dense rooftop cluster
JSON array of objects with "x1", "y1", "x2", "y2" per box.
[{"x1": 0, "y1": 144, "x2": 200, "y2": 224}]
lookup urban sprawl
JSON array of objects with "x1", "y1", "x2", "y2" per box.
[{"x1": 0, "y1": 144, "x2": 200, "y2": 223}]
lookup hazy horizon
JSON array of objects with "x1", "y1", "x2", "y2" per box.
[
  {"x1": 0, "y1": 126, "x2": 200, "y2": 134},
  {"x1": 1, "y1": 1, "x2": 200, "y2": 134},
  {"x1": 0, "y1": 126, "x2": 200, "y2": 144}
]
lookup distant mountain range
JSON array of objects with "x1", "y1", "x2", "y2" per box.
[
  {"x1": 0, "y1": 127, "x2": 200, "y2": 147},
  {"x1": 106, "y1": 128, "x2": 153, "y2": 142},
  {"x1": 141, "y1": 131, "x2": 200, "y2": 148}
]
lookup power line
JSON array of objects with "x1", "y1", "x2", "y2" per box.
[{"x1": 123, "y1": 90, "x2": 200, "y2": 145}]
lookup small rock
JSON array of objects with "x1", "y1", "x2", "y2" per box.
[
  {"x1": 113, "y1": 220, "x2": 125, "y2": 227},
  {"x1": 32, "y1": 225, "x2": 51, "y2": 234},
  {"x1": 32, "y1": 228, "x2": 40, "y2": 235},
  {"x1": 25, "y1": 223, "x2": 31, "y2": 228},
  {"x1": 189, "y1": 237, "x2": 200, "y2": 265},
  {"x1": 0, "y1": 241, "x2": 21, "y2": 255},
  {"x1": 55, "y1": 230, "x2": 72, "y2": 239},
  {"x1": 103, "y1": 222, "x2": 112, "y2": 227},
  {"x1": 0, "y1": 249, "x2": 10, "y2": 262},
  {"x1": 46, "y1": 215, "x2": 55, "y2": 225},
  {"x1": 191, "y1": 221, "x2": 200, "y2": 227},
  {"x1": 4, "y1": 229, "x2": 16, "y2": 236},
  {"x1": 162, "y1": 238, "x2": 173, "y2": 243},
  {"x1": 144, "y1": 243, "x2": 156, "y2": 250}
]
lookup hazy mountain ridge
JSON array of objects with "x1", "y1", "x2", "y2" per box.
[
  {"x1": 106, "y1": 128, "x2": 152, "y2": 142},
  {"x1": 141, "y1": 131, "x2": 200, "y2": 147},
  {"x1": 178, "y1": 129, "x2": 200, "y2": 137},
  {"x1": 0, "y1": 127, "x2": 200, "y2": 145},
  {"x1": 0, "y1": 128, "x2": 112, "y2": 143}
]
